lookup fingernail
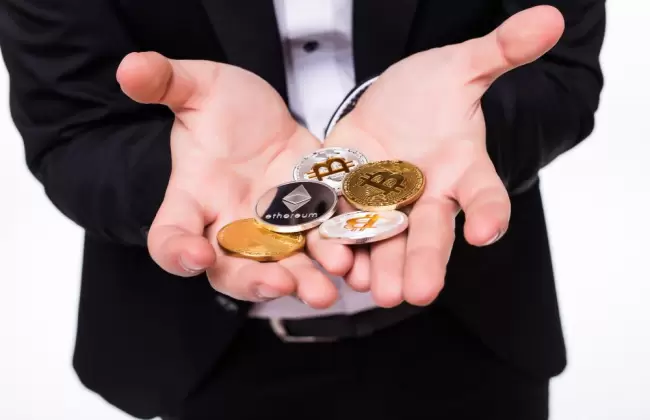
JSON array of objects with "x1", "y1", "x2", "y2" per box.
[
  {"x1": 483, "y1": 230, "x2": 504, "y2": 246},
  {"x1": 255, "y1": 285, "x2": 283, "y2": 300},
  {"x1": 179, "y1": 255, "x2": 204, "y2": 273}
]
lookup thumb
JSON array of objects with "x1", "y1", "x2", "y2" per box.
[
  {"x1": 147, "y1": 182, "x2": 216, "y2": 277},
  {"x1": 464, "y1": 5, "x2": 565, "y2": 84},
  {"x1": 116, "y1": 51, "x2": 200, "y2": 112}
]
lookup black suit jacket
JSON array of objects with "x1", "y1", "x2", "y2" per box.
[{"x1": 0, "y1": 0, "x2": 605, "y2": 418}]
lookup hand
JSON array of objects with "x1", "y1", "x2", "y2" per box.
[
  {"x1": 116, "y1": 52, "x2": 351, "y2": 307},
  {"x1": 319, "y1": 6, "x2": 565, "y2": 307}
]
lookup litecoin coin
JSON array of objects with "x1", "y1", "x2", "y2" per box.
[
  {"x1": 293, "y1": 147, "x2": 368, "y2": 194},
  {"x1": 255, "y1": 180, "x2": 338, "y2": 233},
  {"x1": 319, "y1": 210, "x2": 409, "y2": 245},
  {"x1": 217, "y1": 219, "x2": 305, "y2": 262},
  {"x1": 342, "y1": 160, "x2": 425, "y2": 211}
]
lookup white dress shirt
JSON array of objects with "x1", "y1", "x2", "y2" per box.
[{"x1": 249, "y1": 0, "x2": 378, "y2": 319}]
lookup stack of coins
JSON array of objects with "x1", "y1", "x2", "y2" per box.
[{"x1": 217, "y1": 147, "x2": 426, "y2": 260}]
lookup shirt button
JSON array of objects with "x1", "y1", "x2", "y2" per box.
[
  {"x1": 302, "y1": 40, "x2": 320, "y2": 53},
  {"x1": 215, "y1": 295, "x2": 239, "y2": 312}
]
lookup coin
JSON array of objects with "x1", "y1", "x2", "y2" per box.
[
  {"x1": 254, "y1": 180, "x2": 338, "y2": 233},
  {"x1": 319, "y1": 210, "x2": 409, "y2": 245},
  {"x1": 217, "y1": 218, "x2": 305, "y2": 261},
  {"x1": 293, "y1": 147, "x2": 368, "y2": 195},
  {"x1": 342, "y1": 160, "x2": 425, "y2": 211}
]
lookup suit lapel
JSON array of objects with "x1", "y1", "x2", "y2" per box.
[
  {"x1": 353, "y1": 0, "x2": 419, "y2": 82},
  {"x1": 199, "y1": 0, "x2": 287, "y2": 101}
]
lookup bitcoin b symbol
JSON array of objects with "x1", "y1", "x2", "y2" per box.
[
  {"x1": 344, "y1": 214, "x2": 381, "y2": 232},
  {"x1": 359, "y1": 171, "x2": 405, "y2": 195},
  {"x1": 307, "y1": 157, "x2": 356, "y2": 181}
]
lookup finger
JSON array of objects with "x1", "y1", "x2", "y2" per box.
[
  {"x1": 345, "y1": 246, "x2": 371, "y2": 292},
  {"x1": 207, "y1": 258, "x2": 296, "y2": 302},
  {"x1": 403, "y1": 197, "x2": 457, "y2": 306},
  {"x1": 116, "y1": 51, "x2": 208, "y2": 112},
  {"x1": 453, "y1": 159, "x2": 510, "y2": 247},
  {"x1": 307, "y1": 198, "x2": 361, "y2": 279},
  {"x1": 279, "y1": 254, "x2": 338, "y2": 309},
  {"x1": 463, "y1": 5, "x2": 565, "y2": 84},
  {"x1": 370, "y1": 233, "x2": 407, "y2": 308},
  {"x1": 148, "y1": 184, "x2": 215, "y2": 277},
  {"x1": 306, "y1": 229, "x2": 354, "y2": 277},
  {"x1": 337, "y1": 198, "x2": 373, "y2": 292}
]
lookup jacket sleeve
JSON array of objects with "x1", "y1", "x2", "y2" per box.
[
  {"x1": 0, "y1": 0, "x2": 173, "y2": 246},
  {"x1": 481, "y1": 0, "x2": 606, "y2": 194}
]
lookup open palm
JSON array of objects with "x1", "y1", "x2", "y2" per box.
[
  {"x1": 320, "y1": 6, "x2": 565, "y2": 307},
  {"x1": 117, "y1": 52, "x2": 348, "y2": 306}
]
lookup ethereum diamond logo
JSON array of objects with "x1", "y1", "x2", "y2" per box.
[{"x1": 282, "y1": 185, "x2": 311, "y2": 212}]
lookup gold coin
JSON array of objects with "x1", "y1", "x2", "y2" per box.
[
  {"x1": 217, "y1": 219, "x2": 305, "y2": 262},
  {"x1": 342, "y1": 160, "x2": 425, "y2": 211}
]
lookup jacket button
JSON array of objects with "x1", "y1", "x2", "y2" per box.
[{"x1": 215, "y1": 295, "x2": 239, "y2": 312}]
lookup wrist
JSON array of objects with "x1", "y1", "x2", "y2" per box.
[{"x1": 324, "y1": 75, "x2": 379, "y2": 138}]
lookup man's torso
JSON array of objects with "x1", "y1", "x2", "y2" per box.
[{"x1": 72, "y1": 1, "x2": 567, "y2": 417}]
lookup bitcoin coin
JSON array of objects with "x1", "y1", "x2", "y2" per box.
[
  {"x1": 217, "y1": 219, "x2": 305, "y2": 261},
  {"x1": 255, "y1": 180, "x2": 338, "y2": 233},
  {"x1": 319, "y1": 210, "x2": 409, "y2": 245},
  {"x1": 342, "y1": 160, "x2": 425, "y2": 211},
  {"x1": 293, "y1": 147, "x2": 368, "y2": 195}
]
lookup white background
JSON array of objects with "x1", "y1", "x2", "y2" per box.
[{"x1": 0, "y1": 2, "x2": 648, "y2": 419}]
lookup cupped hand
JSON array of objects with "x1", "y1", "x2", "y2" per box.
[
  {"x1": 318, "y1": 6, "x2": 565, "y2": 307},
  {"x1": 116, "y1": 52, "x2": 352, "y2": 307}
]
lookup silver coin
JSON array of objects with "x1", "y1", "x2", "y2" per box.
[
  {"x1": 318, "y1": 210, "x2": 409, "y2": 245},
  {"x1": 254, "y1": 180, "x2": 338, "y2": 233},
  {"x1": 292, "y1": 147, "x2": 368, "y2": 195}
]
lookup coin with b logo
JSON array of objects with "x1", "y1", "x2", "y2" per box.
[
  {"x1": 255, "y1": 180, "x2": 338, "y2": 233},
  {"x1": 319, "y1": 210, "x2": 409, "y2": 244},
  {"x1": 293, "y1": 147, "x2": 368, "y2": 195},
  {"x1": 342, "y1": 160, "x2": 426, "y2": 211}
]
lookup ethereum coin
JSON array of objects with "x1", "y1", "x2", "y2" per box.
[
  {"x1": 217, "y1": 219, "x2": 305, "y2": 261},
  {"x1": 254, "y1": 180, "x2": 338, "y2": 233},
  {"x1": 318, "y1": 210, "x2": 409, "y2": 245},
  {"x1": 342, "y1": 160, "x2": 425, "y2": 211},
  {"x1": 293, "y1": 147, "x2": 368, "y2": 195}
]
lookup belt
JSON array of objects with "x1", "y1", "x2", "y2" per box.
[{"x1": 264, "y1": 302, "x2": 426, "y2": 343}]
